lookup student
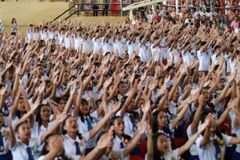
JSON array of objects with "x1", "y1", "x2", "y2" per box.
[
  {"x1": 147, "y1": 116, "x2": 210, "y2": 160},
  {"x1": 38, "y1": 134, "x2": 66, "y2": 160},
  {"x1": 10, "y1": 121, "x2": 40, "y2": 160},
  {"x1": 11, "y1": 18, "x2": 17, "y2": 36},
  {"x1": 196, "y1": 111, "x2": 240, "y2": 160},
  {"x1": 63, "y1": 101, "x2": 119, "y2": 160},
  {"x1": 27, "y1": 24, "x2": 35, "y2": 43},
  {"x1": 0, "y1": 112, "x2": 13, "y2": 160}
]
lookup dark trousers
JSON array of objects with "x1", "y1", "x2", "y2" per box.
[
  {"x1": 102, "y1": 5, "x2": 109, "y2": 16},
  {"x1": 92, "y1": 5, "x2": 99, "y2": 16}
]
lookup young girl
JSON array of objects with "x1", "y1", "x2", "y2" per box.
[
  {"x1": 196, "y1": 111, "x2": 240, "y2": 160},
  {"x1": 38, "y1": 134, "x2": 66, "y2": 160},
  {"x1": 11, "y1": 18, "x2": 17, "y2": 36},
  {"x1": 148, "y1": 116, "x2": 209, "y2": 160}
]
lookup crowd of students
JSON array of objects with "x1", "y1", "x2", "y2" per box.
[{"x1": 0, "y1": 4, "x2": 239, "y2": 160}]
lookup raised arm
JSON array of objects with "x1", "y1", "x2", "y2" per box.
[
  {"x1": 178, "y1": 119, "x2": 209, "y2": 155},
  {"x1": 123, "y1": 121, "x2": 146, "y2": 156},
  {"x1": 88, "y1": 102, "x2": 121, "y2": 139}
]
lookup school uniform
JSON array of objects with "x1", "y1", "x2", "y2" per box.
[
  {"x1": 77, "y1": 115, "x2": 98, "y2": 153},
  {"x1": 113, "y1": 40, "x2": 126, "y2": 57},
  {"x1": 228, "y1": 111, "x2": 240, "y2": 160},
  {"x1": 170, "y1": 49, "x2": 180, "y2": 64},
  {"x1": 57, "y1": 33, "x2": 64, "y2": 46},
  {"x1": 157, "y1": 149, "x2": 179, "y2": 160},
  {"x1": 127, "y1": 41, "x2": 137, "y2": 58},
  {"x1": 64, "y1": 36, "x2": 71, "y2": 49},
  {"x1": 151, "y1": 45, "x2": 161, "y2": 62},
  {"x1": 0, "y1": 127, "x2": 12, "y2": 160},
  {"x1": 195, "y1": 134, "x2": 232, "y2": 160},
  {"x1": 27, "y1": 31, "x2": 35, "y2": 42},
  {"x1": 187, "y1": 125, "x2": 199, "y2": 160},
  {"x1": 11, "y1": 138, "x2": 40, "y2": 160},
  {"x1": 48, "y1": 31, "x2": 54, "y2": 40},
  {"x1": 139, "y1": 44, "x2": 149, "y2": 62},
  {"x1": 102, "y1": 41, "x2": 113, "y2": 55},
  {"x1": 82, "y1": 39, "x2": 92, "y2": 54},
  {"x1": 40, "y1": 31, "x2": 49, "y2": 43},
  {"x1": 112, "y1": 136, "x2": 130, "y2": 160},
  {"x1": 197, "y1": 51, "x2": 210, "y2": 72},
  {"x1": 92, "y1": 38, "x2": 102, "y2": 54},
  {"x1": 182, "y1": 51, "x2": 194, "y2": 67},
  {"x1": 211, "y1": 53, "x2": 220, "y2": 66},
  {"x1": 123, "y1": 114, "x2": 137, "y2": 137},
  {"x1": 63, "y1": 134, "x2": 85, "y2": 160}
]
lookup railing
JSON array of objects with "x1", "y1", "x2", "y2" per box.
[
  {"x1": 160, "y1": 4, "x2": 240, "y2": 10},
  {"x1": 52, "y1": 3, "x2": 130, "y2": 22}
]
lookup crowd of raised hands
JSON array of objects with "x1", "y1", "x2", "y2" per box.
[{"x1": 0, "y1": 10, "x2": 239, "y2": 160}]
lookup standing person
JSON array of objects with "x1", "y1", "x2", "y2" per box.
[
  {"x1": 11, "y1": 18, "x2": 17, "y2": 36},
  {"x1": 92, "y1": 0, "x2": 99, "y2": 16},
  {"x1": 0, "y1": 18, "x2": 3, "y2": 33},
  {"x1": 102, "y1": 0, "x2": 109, "y2": 16}
]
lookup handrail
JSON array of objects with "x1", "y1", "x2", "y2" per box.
[
  {"x1": 52, "y1": 4, "x2": 77, "y2": 22},
  {"x1": 161, "y1": 4, "x2": 240, "y2": 10},
  {"x1": 64, "y1": 8, "x2": 126, "y2": 20},
  {"x1": 52, "y1": 2, "x2": 130, "y2": 22}
]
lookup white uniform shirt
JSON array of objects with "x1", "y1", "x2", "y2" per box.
[
  {"x1": 40, "y1": 31, "x2": 49, "y2": 42},
  {"x1": 195, "y1": 134, "x2": 232, "y2": 160},
  {"x1": 27, "y1": 31, "x2": 35, "y2": 42},
  {"x1": 139, "y1": 44, "x2": 151, "y2": 62},
  {"x1": 92, "y1": 38, "x2": 102, "y2": 54},
  {"x1": 63, "y1": 134, "x2": 85, "y2": 160},
  {"x1": 11, "y1": 138, "x2": 40, "y2": 160},
  {"x1": 102, "y1": 41, "x2": 113, "y2": 55},
  {"x1": 112, "y1": 136, "x2": 129, "y2": 160},
  {"x1": 113, "y1": 40, "x2": 126, "y2": 57},
  {"x1": 182, "y1": 51, "x2": 194, "y2": 67},
  {"x1": 161, "y1": 149, "x2": 179, "y2": 160},
  {"x1": 197, "y1": 51, "x2": 210, "y2": 71},
  {"x1": 127, "y1": 41, "x2": 137, "y2": 58},
  {"x1": 151, "y1": 45, "x2": 161, "y2": 62},
  {"x1": 186, "y1": 125, "x2": 198, "y2": 156}
]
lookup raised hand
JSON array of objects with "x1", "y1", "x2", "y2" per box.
[
  {"x1": 56, "y1": 112, "x2": 68, "y2": 123},
  {"x1": 197, "y1": 120, "x2": 209, "y2": 134},
  {"x1": 96, "y1": 128, "x2": 113, "y2": 149},
  {"x1": 0, "y1": 85, "x2": 7, "y2": 96},
  {"x1": 103, "y1": 77, "x2": 113, "y2": 89},
  {"x1": 142, "y1": 100, "x2": 151, "y2": 114},
  {"x1": 148, "y1": 80, "x2": 158, "y2": 91}
]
